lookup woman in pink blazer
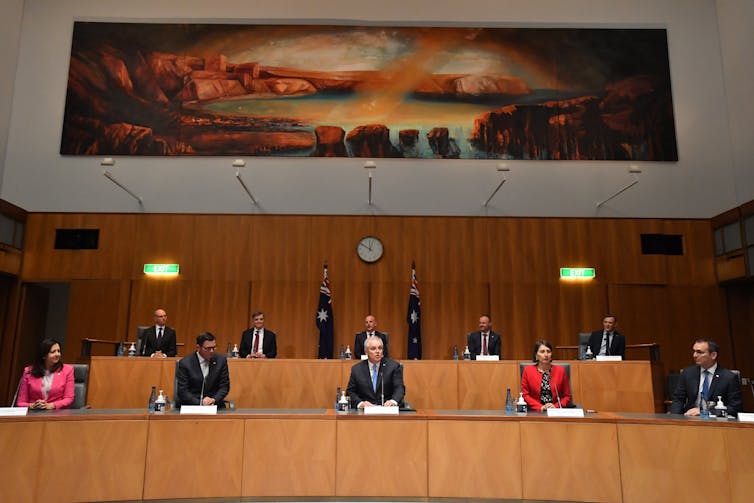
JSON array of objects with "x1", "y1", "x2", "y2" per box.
[
  {"x1": 521, "y1": 339, "x2": 572, "y2": 412},
  {"x1": 16, "y1": 338, "x2": 74, "y2": 410}
]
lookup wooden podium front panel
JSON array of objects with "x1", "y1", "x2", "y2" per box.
[
  {"x1": 88, "y1": 356, "x2": 170, "y2": 408},
  {"x1": 229, "y1": 359, "x2": 341, "y2": 409},
  {"x1": 457, "y1": 361, "x2": 520, "y2": 410},
  {"x1": 144, "y1": 418, "x2": 244, "y2": 500},
  {"x1": 574, "y1": 361, "x2": 657, "y2": 413},
  {"x1": 336, "y1": 418, "x2": 427, "y2": 497},
  {"x1": 402, "y1": 360, "x2": 459, "y2": 409},
  {"x1": 521, "y1": 421, "x2": 621, "y2": 503},
  {"x1": 619, "y1": 423, "x2": 733, "y2": 502},
  {"x1": 428, "y1": 419, "x2": 522, "y2": 498},
  {"x1": 0, "y1": 421, "x2": 45, "y2": 503},
  {"x1": 724, "y1": 427, "x2": 754, "y2": 503},
  {"x1": 242, "y1": 418, "x2": 336, "y2": 496},
  {"x1": 40, "y1": 419, "x2": 148, "y2": 502}
]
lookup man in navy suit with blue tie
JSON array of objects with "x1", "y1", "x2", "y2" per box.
[
  {"x1": 670, "y1": 339, "x2": 742, "y2": 416},
  {"x1": 346, "y1": 335, "x2": 404, "y2": 408},
  {"x1": 175, "y1": 332, "x2": 230, "y2": 408}
]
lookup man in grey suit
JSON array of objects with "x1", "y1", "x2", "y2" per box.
[
  {"x1": 176, "y1": 332, "x2": 230, "y2": 408},
  {"x1": 670, "y1": 338, "x2": 742, "y2": 416},
  {"x1": 347, "y1": 335, "x2": 404, "y2": 408}
]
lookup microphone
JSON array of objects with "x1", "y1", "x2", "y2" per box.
[
  {"x1": 11, "y1": 368, "x2": 30, "y2": 407},
  {"x1": 380, "y1": 361, "x2": 385, "y2": 406},
  {"x1": 553, "y1": 381, "x2": 563, "y2": 409},
  {"x1": 140, "y1": 330, "x2": 148, "y2": 356}
]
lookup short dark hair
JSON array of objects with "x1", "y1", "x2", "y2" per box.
[
  {"x1": 695, "y1": 338, "x2": 720, "y2": 356},
  {"x1": 532, "y1": 339, "x2": 553, "y2": 362},
  {"x1": 252, "y1": 311, "x2": 264, "y2": 319},
  {"x1": 196, "y1": 331, "x2": 216, "y2": 346},
  {"x1": 604, "y1": 314, "x2": 617, "y2": 322},
  {"x1": 31, "y1": 338, "x2": 63, "y2": 377}
]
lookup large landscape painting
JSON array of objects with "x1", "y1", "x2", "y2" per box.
[{"x1": 61, "y1": 22, "x2": 678, "y2": 160}]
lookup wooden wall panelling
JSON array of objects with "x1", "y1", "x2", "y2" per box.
[
  {"x1": 185, "y1": 280, "x2": 250, "y2": 355},
  {"x1": 66, "y1": 279, "x2": 131, "y2": 358},
  {"x1": 597, "y1": 219, "x2": 668, "y2": 285},
  {"x1": 21, "y1": 213, "x2": 137, "y2": 280},
  {"x1": 250, "y1": 215, "x2": 311, "y2": 281},
  {"x1": 191, "y1": 215, "x2": 252, "y2": 280},
  {"x1": 0, "y1": 421, "x2": 44, "y2": 503},
  {"x1": 0, "y1": 275, "x2": 19, "y2": 402},
  {"x1": 128, "y1": 279, "x2": 195, "y2": 353},
  {"x1": 131, "y1": 214, "x2": 195, "y2": 279},
  {"x1": 724, "y1": 283, "x2": 754, "y2": 382},
  {"x1": 250, "y1": 280, "x2": 321, "y2": 359},
  {"x1": 369, "y1": 281, "x2": 410, "y2": 360},
  {"x1": 662, "y1": 219, "x2": 717, "y2": 285},
  {"x1": 488, "y1": 218, "x2": 553, "y2": 284},
  {"x1": 329, "y1": 279, "x2": 370, "y2": 356}
]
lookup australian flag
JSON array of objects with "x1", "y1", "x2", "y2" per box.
[
  {"x1": 316, "y1": 265, "x2": 334, "y2": 359},
  {"x1": 407, "y1": 264, "x2": 422, "y2": 359}
]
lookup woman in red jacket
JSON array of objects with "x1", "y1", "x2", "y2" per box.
[
  {"x1": 521, "y1": 339, "x2": 571, "y2": 412},
  {"x1": 16, "y1": 338, "x2": 74, "y2": 410}
]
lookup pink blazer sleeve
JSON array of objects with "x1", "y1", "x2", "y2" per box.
[{"x1": 48, "y1": 365, "x2": 75, "y2": 409}]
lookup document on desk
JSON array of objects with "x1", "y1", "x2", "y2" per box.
[
  {"x1": 546, "y1": 408, "x2": 585, "y2": 418},
  {"x1": 364, "y1": 405, "x2": 400, "y2": 415},
  {"x1": 180, "y1": 405, "x2": 217, "y2": 415},
  {"x1": 737, "y1": 413, "x2": 754, "y2": 423}
]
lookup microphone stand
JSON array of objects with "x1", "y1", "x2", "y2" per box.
[
  {"x1": 380, "y1": 361, "x2": 385, "y2": 406},
  {"x1": 11, "y1": 369, "x2": 27, "y2": 407},
  {"x1": 553, "y1": 382, "x2": 563, "y2": 409}
]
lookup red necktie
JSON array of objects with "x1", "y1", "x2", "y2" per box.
[
  {"x1": 252, "y1": 330, "x2": 259, "y2": 354},
  {"x1": 482, "y1": 334, "x2": 488, "y2": 355}
]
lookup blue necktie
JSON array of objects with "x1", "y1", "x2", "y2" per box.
[
  {"x1": 701, "y1": 370, "x2": 710, "y2": 400},
  {"x1": 371, "y1": 364, "x2": 378, "y2": 392}
]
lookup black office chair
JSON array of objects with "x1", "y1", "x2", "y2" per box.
[
  {"x1": 70, "y1": 363, "x2": 90, "y2": 409},
  {"x1": 577, "y1": 332, "x2": 591, "y2": 360}
]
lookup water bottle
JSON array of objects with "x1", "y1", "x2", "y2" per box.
[
  {"x1": 116, "y1": 342, "x2": 125, "y2": 357},
  {"x1": 700, "y1": 395, "x2": 710, "y2": 419},
  {"x1": 452, "y1": 345, "x2": 459, "y2": 360},
  {"x1": 516, "y1": 392, "x2": 528, "y2": 414},
  {"x1": 504, "y1": 388, "x2": 514, "y2": 415},
  {"x1": 463, "y1": 345, "x2": 471, "y2": 360},
  {"x1": 584, "y1": 346, "x2": 594, "y2": 360},
  {"x1": 345, "y1": 345, "x2": 352, "y2": 360},
  {"x1": 226, "y1": 342, "x2": 232, "y2": 358},
  {"x1": 714, "y1": 396, "x2": 727, "y2": 419},
  {"x1": 127, "y1": 342, "x2": 137, "y2": 357},
  {"x1": 338, "y1": 390, "x2": 349, "y2": 412},
  {"x1": 335, "y1": 386, "x2": 341, "y2": 410},
  {"x1": 147, "y1": 386, "x2": 157, "y2": 414},
  {"x1": 232, "y1": 344, "x2": 239, "y2": 359},
  {"x1": 154, "y1": 389, "x2": 166, "y2": 413},
  {"x1": 339, "y1": 344, "x2": 345, "y2": 360}
]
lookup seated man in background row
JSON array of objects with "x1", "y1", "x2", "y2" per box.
[
  {"x1": 239, "y1": 311, "x2": 277, "y2": 358},
  {"x1": 141, "y1": 308, "x2": 177, "y2": 357},
  {"x1": 466, "y1": 315, "x2": 502, "y2": 359},
  {"x1": 176, "y1": 332, "x2": 230, "y2": 408},
  {"x1": 587, "y1": 314, "x2": 625, "y2": 358},
  {"x1": 353, "y1": 314, "x2": 389, "y2": 359},
  {"x1": 670, "y1": 338, "x2": 742, "y2": 416},
  {"x1": 347, "y1": 335, "x2": 404, "y2": 408}
]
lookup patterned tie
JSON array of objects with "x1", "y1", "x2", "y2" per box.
[
  {"x1": 482, "y1": 334, "x2": 488, "y2": 355},
  {"x1": 252, "y1": 330, "x2": 259, "y2": 354},
  {"x1": 371, "y1": 364, "x2": 378, "y2": 392}
]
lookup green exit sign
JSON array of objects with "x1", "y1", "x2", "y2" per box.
[
  {"x1": 144, "y1": 263, "x2": 180, "y2": 274},
  {"x1": 560, "y1": 267, "x2": 595, "y2": 279}
]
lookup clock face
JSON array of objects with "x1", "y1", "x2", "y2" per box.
[{"x1": 357, "y1": 236, "x2": 384, "y2": 263}]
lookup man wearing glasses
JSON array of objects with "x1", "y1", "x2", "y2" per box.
[{"x1": 175, "y1": 332, "x2": 230, "y2": 408}]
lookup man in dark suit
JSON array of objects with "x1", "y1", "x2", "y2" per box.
[
  {"x1": 140, "y1": 308, "x2": 177, "y2": 357},
  {"x1": 176, "y1": 332, "x2": 230, "y2": 408},
  {"x1": 466, "y1": 315, "x2": 502, "y2": 360},
  {"x1": 347, "y1": 335, "x2": 404, "y2": 408},
  {"x1": 353, "y1": 314, "x2": 389, "y2": 359},
  {"x1": 587, "y1": 315, "x2": 625, "y2": 358},
  {"x1": 239, "y1": 311, "x2": 277, "y2": 359},
  {"x1": 670, "y1": 338, "x2": 742, "y2": 416}
]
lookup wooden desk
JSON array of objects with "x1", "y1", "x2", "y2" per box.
[
  {"x1": 1, "y1": 410, "x2": 753, "y2": 503},
  {"x1": 87, "y1": 357, "x2": 664, "y2": 412}
]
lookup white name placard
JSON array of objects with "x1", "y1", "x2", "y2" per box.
[
  {"x1": 0, "y1": 407, "x2": 28, "y2": 417},
  {"x1": 737, "y1": 413, "x2": 754, "y2": 423},
  {"x1": 180, "y1": 405, "x2": 218, "y2": 415},
  {"x1": 475, "y1": 355, "x2": 500, "y2": 361},
  {"x1": 546, "y1": 408, "x2": 585, "y2": 418},
  {"x1": 363, "y1": 405, "x2": 400, "y2": 415},
  {"x1": 595, "y1": 355, "x2": 623, "y2": 361}
]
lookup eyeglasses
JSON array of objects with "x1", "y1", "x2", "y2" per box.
[{"x1": 201, "y1": 346, "x2": 217, "y2": 352}]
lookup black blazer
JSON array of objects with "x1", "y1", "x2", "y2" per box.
[
  {"x1": 587, "y1": 330, "x2": 625, "y2": 358},
  {"x1": 239, "y1": 328, "x2": 277, "y2": 358},
  {"x1": 141, "y1": 326, "x2": 177, "y2": 357},
  {"x1": 670, "y1": 364, "x2": 742, "y2": 416},
  {"x1": 346, "y1": 358, "x2": 405, "y2": 407},
  {"x1": 353, "y1": 331, "x2": 389, "y2": 359},
  {"x1": 466, "y1": 331, "x2": 502, "y2": 360},
  {"x1": 175, "y1": 353, "x2": 230, "y2": 408}
]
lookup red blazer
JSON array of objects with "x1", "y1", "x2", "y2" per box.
[
  {"x1": 521, "y1": 364, "x2": 571, "y2": 412},
  {"x1": 16, "y1": 364, "x2": 75, "y2": 409}
]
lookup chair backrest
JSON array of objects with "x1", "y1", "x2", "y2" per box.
[
  {"x1": 577, "y1": 332, "x2": 591, "y2": 360},
  {"x1": 70, "y1": 363, "x2": 89, "y2": 409},
  {"x1": 135, "y1": 326, "x2": 150, "y2": 356},
  {"x1": 519, "y1": 361, "x2": 571, "y2": 380}
]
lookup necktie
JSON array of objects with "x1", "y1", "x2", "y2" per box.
[
  {"x1": 482, "y1": 334, "x2": 488, "y2": 355},
  {"x1": 603, "y1": 332, "x2": 610, "y2": 355},
  {"x1": 371, "y1": 364, "x2": 378, "y2": 391},
  {"x1": 701, "y1": 370, "x2": 710, "y2": 401},
  {"x1": 252, "y1": 330, "x2": 259, "y2": 354},
  {"x1": 157, "y1": 327, "x2": 163, "y2": 341}
]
